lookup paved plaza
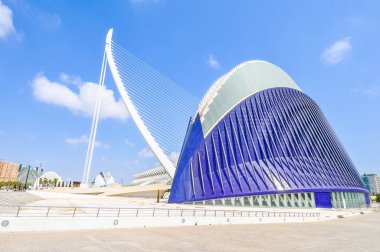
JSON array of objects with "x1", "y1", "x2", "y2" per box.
[
  {"x1": 0, "y1": 209, "x2": 378, "y2": 251},
  {"x1": 0, "y1": 191, "x2": 42, "y2": 206}
]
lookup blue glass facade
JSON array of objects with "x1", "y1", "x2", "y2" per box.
[{"x1": 169, "y1": 88, "x2": 369, "y2": 207}]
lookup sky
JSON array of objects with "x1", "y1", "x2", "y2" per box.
[{"x1": 0, "y1": 0, "x2": 379, "y2": 183}]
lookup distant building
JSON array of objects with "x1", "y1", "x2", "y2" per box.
[
  {"x1": 0, "y1": 160, "x2": 45, "y2": 187},
  {"x1": 131, "y1": 167, "x2": 172, "y2": 186},
  {"x1": 0, "y1": 161, "x2": 21, "y2": 182},
  {"x1": 92, "y1": 172, "x2": 117, "y2": 187},
  {"x1": 362, "y1": 175, "x2": 371, "y2": 193},
  {"x1": 17, "y1": 166, "x2": 43, "y2": 186},
  {"x1": 363, "y1": 174, "x2": 380, "y2": 195},
  {"x1": 35, "y1": 171, "x2": 62, "y2": 187},
  {"x1": 72, "y1": 181, "x2": 81, "y2": 188}
]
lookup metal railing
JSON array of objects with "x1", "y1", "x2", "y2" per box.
[{"x1": 0, "y1": 205, "x2": 320, "y2": 218}]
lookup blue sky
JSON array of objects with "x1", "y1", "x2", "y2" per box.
[{"x1": 0, "y1": 0, "x2": 379, "y2": 183}]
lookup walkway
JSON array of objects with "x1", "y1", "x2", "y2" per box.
[{"x1": 0, "y1": 191, "x2": 41, "y2": 206}]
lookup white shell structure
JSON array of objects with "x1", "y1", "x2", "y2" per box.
[
  {"x1": 36, "y1": 171, "x2": 62, "y2": 186},
  {"x1": 131, "y1": 167, "x2": 171, "y2": 186},
  {"x1": 197, "y1": 60, "x2": 301, "y2": 137},
  {"x1": 93, "y1": 172, "x2": 117, "y2": 188}
]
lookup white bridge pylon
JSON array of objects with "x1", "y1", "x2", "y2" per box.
[
  {"x1": 105, "y1": 29, "x2": 176, "y2": 178},
  {"x1": 81, "y1": 42, "x2": 107, "y2": 187},
  {"x1": 82, "y1": 28, "x2": 198, "y2": 186}
]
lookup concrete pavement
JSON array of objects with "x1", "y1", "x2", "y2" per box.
[
  {"x1": 0, "y1": 191, "x2": 42, "y2": 206},
  {"x1": 0, "y1": 210, "x2": 379, "y2": 251}
]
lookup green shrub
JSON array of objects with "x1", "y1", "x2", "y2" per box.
[
  {"x1": 0, "y1": 181, "x2": 23, "y2": 190},
  {"x1": 376, "y1": 194, "x2": 380, "y2": 203}
]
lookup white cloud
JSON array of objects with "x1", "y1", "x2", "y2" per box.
[
  {"x1": 59, "y1": 73, "x2": 82, "y2": 85},
  {"x1": 353, "y1": 86, "x2": 380, "y2": 96},
  {"x1": 321, "y1": 37, "x2": 352, "y2": 65},
  {"x1": 65, "y1": 134, "x2": 109, "y2": 149},
  {"x1": 208, "y1": 54, "x2": 220, "y2": 69},
  {"x1": 138, "y1": 148, "x2": 154, "y2": 158},
  {"x1": 37, "y1": 13, "x2": 61, "y2": 30},
  {"x1": 124, "y1": 138, "x2": 135, "y2": 147},
  {"x1": 363, "y1": 87, "x2": 380, "y2": 96},
  {"x1": 0, "y1": 1, "x2": 16, "y2": 39},
  {"x1": 65, "y1": 135, "x2": 88, "y2": 145},
  {"x1": 32, "y1": 73, "x2": 129, "y2": 121}
]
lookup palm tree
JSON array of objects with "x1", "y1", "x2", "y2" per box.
[
  {"x1": 43, "y1": 178, "x2": 48, "y2": 187},
  {"x1": 53, "y1": 178, "x2": 58, "y2": 187}
]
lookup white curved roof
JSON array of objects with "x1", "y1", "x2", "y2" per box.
[
  {"x1": 93, "y1": 172, "x2": 116, "y2": 187},
  {"x1": 197, "y1": 60, "x2": 301, "y2": 136},
  {"x1": 39, "y1": 171, "x2": 62, "y2": 181}
]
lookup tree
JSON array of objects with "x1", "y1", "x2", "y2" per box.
[
  {"x1": 53, "y1": 178, "x2": 58, "y2": 187},
  {"x1": 376, "y1": 194, "x2": 380, "y2": 203}
]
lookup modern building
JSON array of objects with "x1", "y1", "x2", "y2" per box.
[
  {"x1": 168, "y1": 61, "x2": 369, "y2": 209},
  {"x1": 92, "y1": 172, "x2": 117, "y2": 187},
  {"x1": 362, "y1": 174, "x2": 371, "y2": 193},
  {"x1": 363, "y1": 174, "x2": 380, "y2": 195},
  {"x1": 17, "y1": 166, "x2": 43, "y2": 186},
  {"x1": 0, "y1": 161, "x2": 21, "y2": 182},
  {"x1": 131, "y1": 167, "x2": 172, "y2": 186},
  {"x1": 35, "y1": 171, "x2": 63, "y2": 187},
  {"x1": 104, "y1": 31, "x2": 368, "y2": 208}
]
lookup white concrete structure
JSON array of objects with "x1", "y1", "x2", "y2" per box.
[
  {"x1": 92, "y1": 172, "x2": 117, "y2": 188},
  {"x1": 106, "y1": 29, "x2": 176, "y2": 178},
  {"x1": 131, "y1": 167, "x2": 171, "y2": 186},
  {"x1": 0, "y1": 203, "x2": 370, "y2": 232},
  {"x1": 35, "y1": 171, "x2": 62, "y2": 187},
  {"x1": 197, "y1": 60, "x2": 301, "y2": 136},
  {"x1": 0, "y1": 213, "x2": 323, "y2": 232},
  {"x1": 81, "y1": 42, "x2": 108, "y2": 187},
  {"x1": 0, "y1": 191, "x2": 372, "y2": 232},
  {"x1": 81, "y1": 29, "x2": 199, "y2": 186}
]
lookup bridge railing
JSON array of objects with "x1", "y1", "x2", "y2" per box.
[{"x1": 0, "y1": 205, "x2": 320, "y2": 218}]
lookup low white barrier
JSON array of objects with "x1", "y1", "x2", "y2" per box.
[{"x1": 0, "y1": 205, "x2": 321, "y2": 232}]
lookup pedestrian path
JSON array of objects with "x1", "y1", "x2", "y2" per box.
[{"x1": 0, "y1": 191, "x2": 42, "y2": 206}]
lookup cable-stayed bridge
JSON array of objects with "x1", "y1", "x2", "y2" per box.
[{"x1": 81, "y1": 29, "x2": 199, "y2": 186}]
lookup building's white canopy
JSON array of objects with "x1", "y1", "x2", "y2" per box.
[
  {"x1": 32, "y1": 171, "x2": 62, "y2": 187},
  {"x1": 92, "y1": 172, "x2": 117, "y2": 187},
  {"x1": 131, "y1": 166, "x2": 171, "y2": 186},
  {"x1": 39, "y1": 171, "x2": 62, "y2": 182},
  {"x1": 197, "y1": 60, "x2": 301, "y2": 137}
]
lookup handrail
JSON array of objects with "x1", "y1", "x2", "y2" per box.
[{"x1": 0, "y1": 204, "x2": 320, "y2": 218}]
